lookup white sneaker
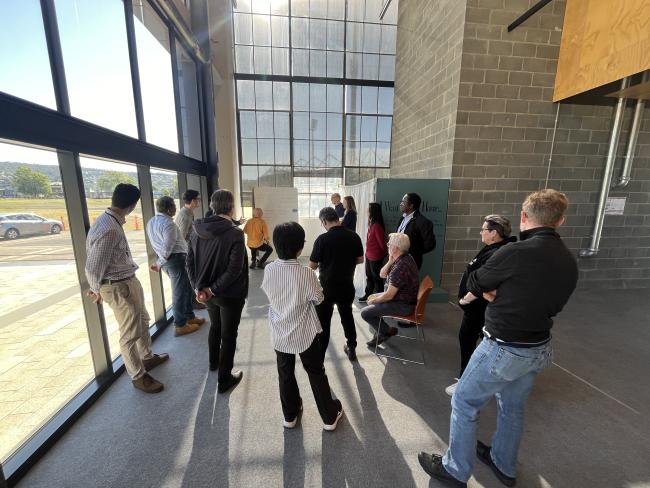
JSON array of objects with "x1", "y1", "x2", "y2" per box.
[
  {"x1": 323, "y1": 407, "x2": 344, "y2": 431},
  {"x1": 283, "y1": 405, "x2": 303, "y2": 429},
  {"x1": 445, "y1": 380, "x2": 459, "y2": 397}
]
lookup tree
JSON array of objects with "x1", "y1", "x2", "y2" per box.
[
  {"x1": 13, "y1": 165, "x2": 52, "y2": 197},
  {"x1": 97, "y1": 171, "x2": 136, "y2": 195}
]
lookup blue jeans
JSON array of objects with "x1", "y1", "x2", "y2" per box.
[
  {"x1": 442, "y1": 337, "x2": 553, "y2": 482},
  {"x1": 163, "y1": 253, "x2": 195, "y2": 327}
]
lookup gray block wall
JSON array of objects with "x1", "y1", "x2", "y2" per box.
[{"x1": 391, "y1": 0, "x2": 650, "y2": 293}]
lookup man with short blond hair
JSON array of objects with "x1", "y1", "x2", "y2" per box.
[
  {"x1": 418, "y1": 189, "x2": 578, "y2": 488},
  {"x1": 243, "y1": 207, "x2": 273, "y2": 269}
]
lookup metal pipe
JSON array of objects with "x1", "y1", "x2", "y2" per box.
[
  {"x1": 153, "y1": 0, "x2": 209, "y2": 64},
  {"x1": 613, "y1": 71, "x2": 649, "y2": 188},
  {"x1": 507, "y1": 0, "x2": 553, "y2": 32},
  {"x1": 579, "y1": 77, "x2": 630, "y2": 257}
]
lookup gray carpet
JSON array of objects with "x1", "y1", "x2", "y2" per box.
[{"x1": 17, "y1": 273, "x2": 650, "y2": 488}]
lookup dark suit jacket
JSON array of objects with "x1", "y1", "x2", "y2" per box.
[{"x1": 396, "y1": 210, "x2": 435, "y2": 269}]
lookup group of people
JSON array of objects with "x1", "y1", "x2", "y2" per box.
[{"x1": 85, "y1": 183, "x2": 577, "y2": 486}]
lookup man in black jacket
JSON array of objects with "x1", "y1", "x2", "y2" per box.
[
  {"x1": 187, "y1": 189, "x2": 248, "y2": 393},
  {"x1": 418, "y1": 189, "x2": 578, "y2": 488},
  {"x1": 396, "y1": 193, "x2": 435, "y2": 269}
]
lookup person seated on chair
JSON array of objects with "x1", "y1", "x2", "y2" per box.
[
  {"x1": 361, "y1": 232, "x2": 419, "y2": 347},
  {"x1": 243, "y1": 208, "x2": 273, "y2": 269}
]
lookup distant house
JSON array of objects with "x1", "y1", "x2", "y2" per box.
[
  {"x1": 0, "y1": 175, "x2": 16, "y2": 197},
  {"x1": 50, "y1": 181, "x2": 64, "y2": 197}
]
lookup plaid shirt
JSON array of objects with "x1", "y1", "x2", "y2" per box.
[
  {"x1": 388, "y1": 254, "x2": 419, "y2": 305},
  {"x1": 85, "y1": 209, "x2": 138, "y2": 293}
]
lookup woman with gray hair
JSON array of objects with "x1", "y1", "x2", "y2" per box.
[
  {"x1": 446, "y1": 215, "x2": 516, "y2": 396},
  {"x1": 187, "y1": 189, "x2": 248, "y2": 393},
  {"x1": 360, "y1": 232, "x2": 420, "y2": 346}
]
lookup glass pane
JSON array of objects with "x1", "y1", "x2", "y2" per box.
[
  {"x1": 275, "y1": 139, "x2": 290, "y2": 165},
  {"x1": 0, "y1": 141, "x2": 91, "y2": 462},
  {"x1": 310, "y1": 84, "x2": 327, "y2": 112},
  {"x1": 176, "y1": 42, "x2": 202, "y2": 160},
  {"x1": 310, "y1": 0, "x2": 327, "y2": 19},
  {"x1": 379, "y1": 55, "x2": 395, "y2": 81},
  {"x1": 274, "y1": 112, "x2": 290, "y2": 138},
  {"x1": 0, "y1": 1, "x2": 57, "y2": 109},
  {"x1": 272, "y1": 48, "x2": 289, "y2": 74},
  {"x1": 345, "y1": 168, "x2": 360, "y2": 185},
  {"x1": 293, "y1": 112, "x2": 310, "y2": 139},
  {"x1": 235, "y1": 45, "x2": 254, "y2": 73},
  {"x1": 346, "y1": 115, "x2": 361, "y2": 140},
  {"x1": 346, "y1": 22, "x2": 363, "y2": 52},
  {"x1": 327, "y1": 21, "x2": 345, "y2": 50},
  {"x1": 311, "y1": 113, "x2": 327, "y2": 140},
  {"x1": 258, "y1": 165, "x2": 275, "y2": 186},
  {"x1": 237, "y1": 80, "x2": 255, "y2": 109},
  {"x1": 298, "y1": 194, "x2": 310, "y2": 217},
  {"x1": 376, "y1": 142, "x2": 391, "y2": 167},
  {"x1": 327, "y1": 140, "x2": 342, "y2": 166},
  {"x1": 345, "y1": 85, "x2": 362, "y2": 113},
  {"x1": 326, "y1": 51, "x2": 344, "y2": 77},
  {"x1": 241, "y1": 166, "x2": 258, "y2": 192},
  {"x1": 345, "y1": 140, "x2": 360, "y2": 166},
  {"x1": 255, "y1": 81, "x2": 273, "y2": 109},
  {"x1": 365, "y1": 0, "x2": 382, "y2": 21},
  {"x1": 240, "y1": 111, "x2": 257, "y2": 138},
  {"x1": 347, "y1": 0, "x2": 364, "y2": 22},
  {"x1": 292, "y1": 0, "x2": 309, "y2": 17},
  {"x1": 362, "y1": 86, "x2": 379, "y2": 113},
  {"x1": 252, "y1": 14, "x2": 271, "y2": 45},
  {"x1": 377, "y1": 116, "x2": 392, "y2": 141},
  {"x1": 241, "y1": 138, "x2": 258, "y2": 164},
  {"x1": 380, "y1": 25, "x2": 397, "y2": 54},
  {"x1": 271, "y1": 16, "x2": 289, "y2": 47},
  {"x1": 254, "y1": 46, "x2": 272, "y2": 74},
  {"x1": 273, "y1": 82, "x2": 290, "y2": 110},
  {"x1": 293, "y1": 140, "x2": 310, "y2": 166},
  {"x1": 292, "y1": 48, "x2": 309, "y2": 76},
  {"x1": 271, "y1": 0, "x2": 289, "y2": 15},
  {"x1": 328, "y1": 0, "x2": 345, "y2": 20},
  {"x1": 360, "y1": 141, "x2": 376, "y2": 166},
  {"x1": 252, "y1": 0, "x2": 270, "y2": 14},
  {"x1": 132, "y1": 2, "x2": 178, "y2": 151},
  {"x1": 256, "y1": 112, "x2": 274, "y2": 138},
  {"x1": 291, "y1": 18, "x2": 309, "y2": 48},
  {"x1": 327, "y1": 114, "x2": 343, "y2": 140},
  {"x1": 363, "y1": 53, "x2": 380, "y2": 79},
  {"x1": 57, "y1": 0, "x2": 137, "y2": 137},
  {"x1": 310, "y1": 50, "x2": 327, "y2": 77},
  {"x1": 378, "y1": 87, "x2": 394, "y2": 114},
  {"x1": 79, "y1": 155, "x2": 154, "y2": 360},
  {"x1": 312, "y1": 140, "x2": 327, "y2": 167},
  {"x1": 363, "y1": 23, "x2": 381, "y2": 53},
  {"x1": 293, "y1": 83, "x2": 310, "y2": 111},
  {"x1": 327, "y1": 85, "x2": 344, "y2": 112},
  {"x1": 258, "y1": 139, "x2": 275, "y2": 164},
  {"x1": 382, "y1": 0, "x2": 399, "y2": 23},
  {"x1": 275, "y1": 166, "x2": 292, "y2": 186},
  {"x1": 234, "y1": 0, "x2": 252, "y2": 12},
  {"x1": 234, "y1": 13, "x2": 253, "y2": 44},
  {"x1": 310, "y1": 19, "x2": 327, "y2": 50},
  {"x1": 361, "y1": 116, "x2": 378, "y2": 141},
  {"x1": 346, "y1": 52, "x2": 362, "y2": 78}
]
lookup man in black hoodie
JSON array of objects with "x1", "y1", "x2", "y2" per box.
[
  {"x1": 418, "y1": 189, "x2": 578, "y2": 488},
  {"x1": 187, "y1": 190, "x2": 248, "y2": 394}
]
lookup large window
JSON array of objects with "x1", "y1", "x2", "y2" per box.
[
  {"x1": 0, "y1": 1, "x2": 57, "y2": 110},
  {"x1": 55, "y1": 0, "x2": 138, "y2": 137},
  {"x1": 0, "y1": 141, "x2": 93, "y2": 462},
  {"x1": 233, "y1": 0, "x2": 398, "y2": 217}
]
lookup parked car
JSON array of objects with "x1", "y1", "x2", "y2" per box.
[{"x1": 0, "y1": 213, "x2": 64, "y2": 240}]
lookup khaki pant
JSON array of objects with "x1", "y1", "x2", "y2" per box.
[{"x1": 100, "y1": 276, "x2": 153, "y2": 380}]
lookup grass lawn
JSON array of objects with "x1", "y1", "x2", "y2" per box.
[{"x1": 0, "y1": 198, "x2": 146, "y2": 231}]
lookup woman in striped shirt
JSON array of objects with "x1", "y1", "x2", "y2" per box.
[{"x1": 261, "y1": 222, "x2": 343, "y2": 431}]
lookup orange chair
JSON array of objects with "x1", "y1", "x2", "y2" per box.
[{"x1": 371, "y1": 275, "x2": 434, "y2": 365}]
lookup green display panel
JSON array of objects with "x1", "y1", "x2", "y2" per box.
[{"x1": 375, "y1": 178, "x2": 450, "y2": 302}]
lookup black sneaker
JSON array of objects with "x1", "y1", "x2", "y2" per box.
[
  {"x1": 417, "y1": 452, "x2": 467, "y2": 487},
  {"x1": 398, "y1": 320, "x2": 415, "y2": 328},
  {"x1": 344, "y1": 344, "x2": 357, "y2": 361},
  {"x1": 249, "y1": 260, "x2": 257, "y2": 269},
  {"x1": 476, "y1": 441, "x2": 516, "y2": 487},
  {"x1": 358, "y1": 295, "x2": 369, "y2": 303},
  {"x1": 218, "y1": 370, "x2": 243, "y2": 393}
]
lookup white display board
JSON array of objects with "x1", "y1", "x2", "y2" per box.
[
  {"x1": 343, "y1": 178, "x2": 377, "y2": 295},
  {"x1": 252, "y1": 186, "x2": 299, "y2": 260}
]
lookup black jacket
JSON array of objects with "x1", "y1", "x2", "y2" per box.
[
  {"x1": 467, "y1": 227, "x2": 578, "y2": 343},
  {"x1": 458, "y1": 236, "x2": 517, "y2": 316},
  {"x1": 397, "y1": 210, "x2": 436, "y2": 268},
  {"x1": 342, "y1": 210, "x2": 357, "y2": 231},
  {"x1": 186, "y1": 215, "x2": 249, "y2": 300}
]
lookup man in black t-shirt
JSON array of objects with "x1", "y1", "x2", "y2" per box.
[{"x1": 310, "y1": 207, "x2": 364, "y2": 362}]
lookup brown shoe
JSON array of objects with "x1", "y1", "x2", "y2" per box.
[
  {"x1": 143, "y1": 353, "x2": 169, "y2": 371},
  {"x1": 187, "y1": 317, "x2": 206, "y2": 326},
  {"x1": 132, "y1": 373, "x2": 164, "y2": 393},
  {"x1": 175, "y1": 323, "x2": 200, "y2": 336},
  {"x1": 193, "y1": 297, "x2": 207, "y2": 310}
]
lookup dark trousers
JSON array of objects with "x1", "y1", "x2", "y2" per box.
[
  {"x1": 275, "y1": 335, "x2": 340, "y2": 424},
  {"x1": 458, "y1": 311, "x2": 485, "y2": 376},
  {"x1": 364, "y1": 257, "x2": 386, "y2": 297},
  {"x1": 162, "y1": 253, "x2": 195, "y2": 327},
  {"x1": 206, "y1": 296, "x2": 245, "y2": 383},
  {"x1": 251, "y1": 243, "x2": 273, "y2": 264},
  {"x1": 316, "y1": 287, "x2": 356, "y2": 360}
]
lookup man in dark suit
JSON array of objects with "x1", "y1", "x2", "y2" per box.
[{"x1": 396, "y1": 193, "x2": 435, "y2": 269}]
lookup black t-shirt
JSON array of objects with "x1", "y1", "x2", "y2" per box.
[{"x1": 310, "y1": 226, "x2": 363, "y2": 291}]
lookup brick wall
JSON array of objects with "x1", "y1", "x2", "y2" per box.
[
  {"x1": 392, "y1": 0, "x2": 650, "y2": 293},
  {"x1": 390, "y1": 0, "x2": 467, "y2": 179}
]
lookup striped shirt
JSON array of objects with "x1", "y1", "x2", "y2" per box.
[
  {"x1": 146, "y1": 213, "x2": 187, "y2": 266},
  {"x1": 85, "y1": 209, "x2": 138, "y2": 293},
  {"x1": 261, "y1": 259, "x2": 324, "y2": 354}
]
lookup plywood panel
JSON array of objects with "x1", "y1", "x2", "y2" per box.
[{"x1": 554, "y1": 0, "x2": 650, "y2": 102}]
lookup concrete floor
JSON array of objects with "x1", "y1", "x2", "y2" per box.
[{"x1": 16, "y1": 271, "x2": 650, "y2": 488}]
